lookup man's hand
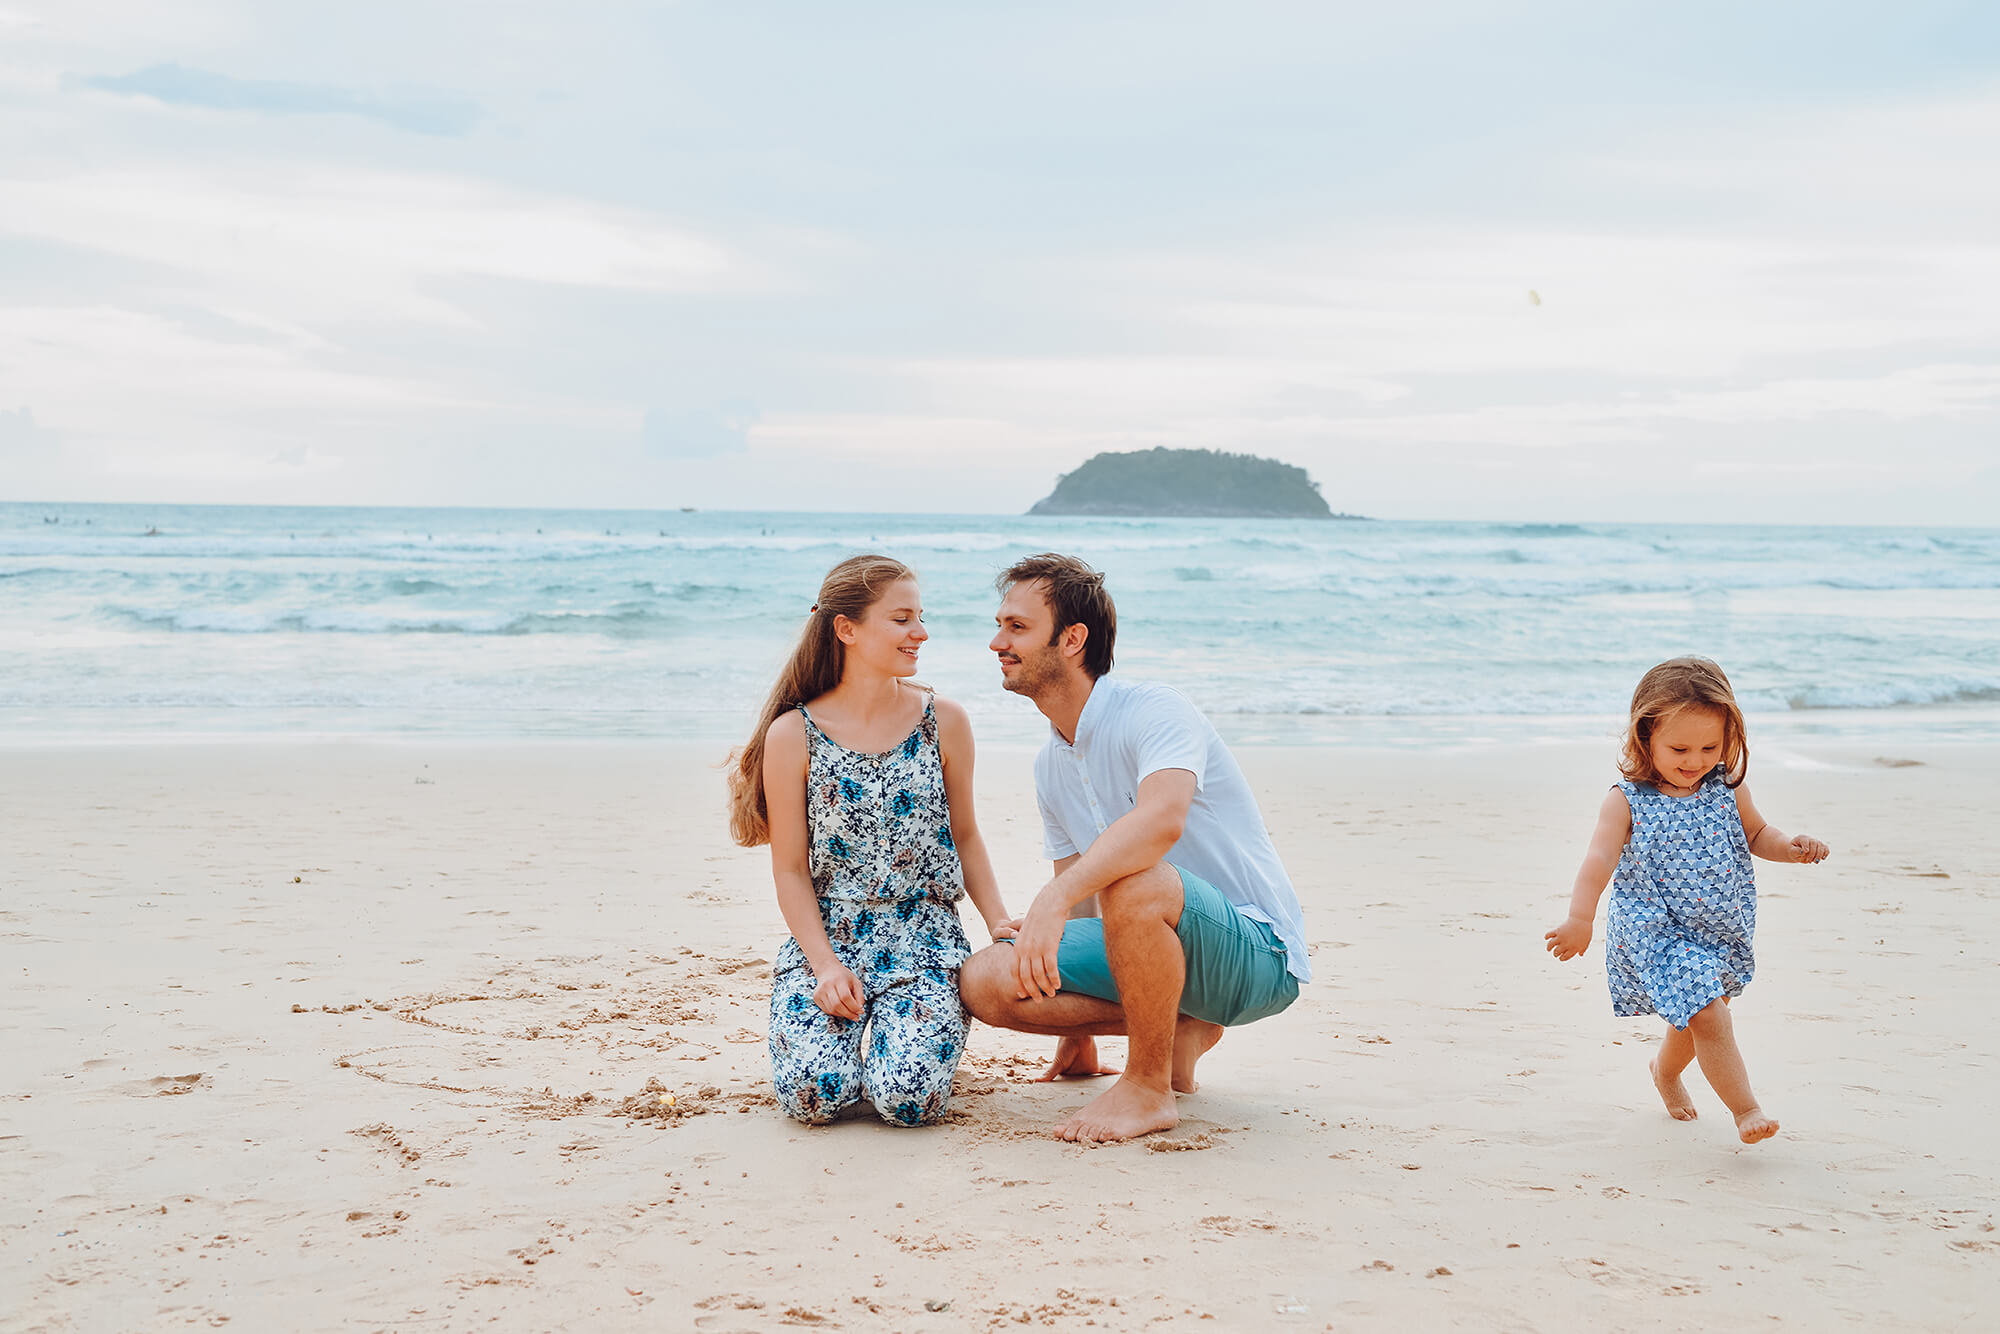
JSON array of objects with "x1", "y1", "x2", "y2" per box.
[
  {"x1": 811, "y1": 963, "x2": 865, "y2": 1020},
  {"x1": 1788, "y1": 834, "x2": 1830, "y2": 864},
  {"x1": 1010, "y1": 901, "x2": 1066, "y2": 1001},
  {"x1": 1544, "y1": 915, "x2": 1592, "y2": 962}
]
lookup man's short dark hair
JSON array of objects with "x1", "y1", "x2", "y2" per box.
[{"x1": 997, "y1": 553, "x2": 1116, "y2": 679}]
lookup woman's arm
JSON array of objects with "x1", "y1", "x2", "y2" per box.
[
  {"x1": 1545, "y1": 787, "x2": 1632, "y2": 961},
  {"x1": 1734, "y1": 785, "x2": 1830, "y2": 864},
  {"x1": 935, "y1": 697, "x2": 1012, "y2": 939},
  {"x1": 764, "y1": 712, "x2": 863, "y2": 1019}
]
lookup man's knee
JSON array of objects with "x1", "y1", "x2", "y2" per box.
[
  {"x1": 959, "y1": 946, "x2": 1015, "y2": 1023},
  {"x1": 1098, "y1": 863, "x2": 1182, "y2": 927}
]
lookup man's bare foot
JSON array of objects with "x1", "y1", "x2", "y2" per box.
[
  {"x1": 1033, "y1": 1035, "x2": 1119, "y2": 1083},
  {"x1": 1171, "y1": 1017, "x2": 1223, "y2": 1093},
  {"x1": 1734, "y1": 1107, "x2": 1779, "y2": 1144},
  {"x1": 1650, "y1": 1055, "x2": 1698, "y2": 1121},
  {"x1": 1053, "y1": 1077, "x2": 1179, "y2": 1143}
]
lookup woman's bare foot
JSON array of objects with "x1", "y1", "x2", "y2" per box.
[
  {"x1": 1054, "y1": 1077, "x2": 1178, "y2": 1143},
  {"x1": 1734, "y1": 1107, "x2": 1779, "y2": 1144},
  {"x1": 1171, "y1": 1017, "x2": 1223, "y2": 1093},
  {"x1": 1650, "y1": 1054, "x2": 1698, "y2": 1121},
  {"x1": 1034, "y1": 1035, "x2": 1119, "y2": 1082}
]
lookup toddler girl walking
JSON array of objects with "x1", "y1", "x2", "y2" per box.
[{"x1": 1545, "y1": 657, "x2": 1828, "y2": 1144}]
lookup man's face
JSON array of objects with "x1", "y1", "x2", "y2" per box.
[{"x1": 990, "y1": 581, "x2": 1069, "y2": 698}]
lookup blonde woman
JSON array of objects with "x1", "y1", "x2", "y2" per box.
[{"x1": 729, "y1": 555, "x2": 1012, "y2": 1125}]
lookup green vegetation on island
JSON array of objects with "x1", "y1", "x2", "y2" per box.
[{"x1": 1027, "y1": 447, "x2": 1359, "y2": 519}]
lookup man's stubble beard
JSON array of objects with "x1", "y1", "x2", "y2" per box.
[{"x1": 1001, "y1": 642, "x2": 1065, "y2": 700}]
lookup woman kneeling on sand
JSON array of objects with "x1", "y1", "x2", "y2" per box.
[{"x1": 727, "y1": 554, "x2": 1014, "y2": 1125}]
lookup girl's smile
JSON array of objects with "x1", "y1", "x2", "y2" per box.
[{"x1": 1648, "y1": 705, "x2": 1726, "y2": 794}]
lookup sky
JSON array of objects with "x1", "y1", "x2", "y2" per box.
[{"x1": 3, "y1": 1, "x2": 1999, "y2": 521}]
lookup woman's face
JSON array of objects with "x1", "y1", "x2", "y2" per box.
[{"x1": 838, "y1": 577, "x2": 927, "y2": 679}]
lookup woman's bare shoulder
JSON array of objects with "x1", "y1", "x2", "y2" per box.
[{"x1": 765, "y1": 708, "x2": 807, "y2": 748}]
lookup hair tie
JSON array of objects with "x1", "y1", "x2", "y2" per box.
[{"x1": 810, "y1": 604, "x2": 819, "y2": 614}]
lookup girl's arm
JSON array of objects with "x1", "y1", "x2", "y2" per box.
[
  {"x1": 1545, "y1": 787, "x2": 1633, "y2": 961},
  {"x1": 764, "y1": 712, "x2": 864, "y2": 1019},
  {"x1": 935, "y1": 696, "x2": 1014, "y2": 940},
  {"x1": 1734, "y1": 785, "x2": 1830, "y2": 864}
]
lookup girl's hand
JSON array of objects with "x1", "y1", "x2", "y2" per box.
[
  {"x1": 1790, "y1": 834, "x2": 1829, "y2": 864},
  {"x1": 1544, "y1": 915, "x2": 1592, "y2": 961},
  {"x1": 811, "y1": 964, "x2": 866, "y2": 1020},
  {"x1": 987, "y1": 915, "x2": 1022, "y2": 943}
]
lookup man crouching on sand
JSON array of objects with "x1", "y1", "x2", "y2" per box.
[{"x1": 960, "y1": 554, "x2": 1311, "y2": 1142}]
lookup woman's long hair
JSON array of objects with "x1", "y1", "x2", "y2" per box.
[
  {"x1": 727, "y1": 554, "x2": 916, "y2": 846},
  {"x1": 1619, "y1": 656, "x2": 1749, "y2": 789}
]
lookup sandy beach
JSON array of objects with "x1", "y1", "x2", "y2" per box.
[{"x1": 3, "y1": 733, "x2": 1995, "y2": 1331}]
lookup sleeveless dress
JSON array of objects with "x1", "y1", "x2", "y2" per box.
[
  {"x1": 766, "y1": 690, "x2": 973, "y2": 1126},
  {"x1": 1604, "y1": 768, "x2": 1757, "y2": 1030}
]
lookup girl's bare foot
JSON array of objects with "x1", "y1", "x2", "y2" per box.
[
  {"x1": 1650, "y1": 1054, "x2": 1698, "y2": 1121},
  {"x1": 1034, "y1": 1035, "x2": 1119, "y2": 1082},
  {"x1": 1734, "y1": 1107, "x2": 1779, "y2": 1144},
  {"x1": 1054, "y1": 1077, "x2": 1178, "y2": 1143},
  {"x1": 1171, "y1": 1017, "x2": 1223, "y2": 1093}
]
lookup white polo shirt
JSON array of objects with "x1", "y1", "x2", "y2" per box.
[{"x1": 1034, "y1": 676, "x2": 1311, "y2": 983}]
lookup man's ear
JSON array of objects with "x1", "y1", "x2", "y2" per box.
[{"x1": 1060, "y1": 622, "x2": 1089, "y2": 663}]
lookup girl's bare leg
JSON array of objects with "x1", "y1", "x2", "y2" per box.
[
  {"x1": 1651, "y1": 1022, "x2": 1699, "y2": 1120},
  {"x1": 1686, "y1": 999, "x2": 1779, "y2": 1143}
]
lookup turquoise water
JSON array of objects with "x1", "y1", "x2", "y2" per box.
[{"x1": 5, "y1": 502, "x2": 1998, "y2": 744}]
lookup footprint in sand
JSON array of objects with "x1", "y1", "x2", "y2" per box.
[{"x1": 146, "y1": 1073, "x2": 204, "y2": 1097}]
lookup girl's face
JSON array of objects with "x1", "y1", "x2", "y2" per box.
[
  {"x1": 838, "y1": 578, "x2": 927, "y2": 679},
  {"x1": 1647, "y1": 704, "x2": 1726, "y2": 790}
]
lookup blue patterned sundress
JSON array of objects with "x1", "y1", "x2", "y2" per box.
[
  {"x1": 767, "y1": 689, "x2": 972, "y2": 1126},
  {"x1": 1604, "y1": 768, "x2": 1756, "y2": 1030}
]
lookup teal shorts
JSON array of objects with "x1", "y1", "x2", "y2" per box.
[{"x1": 1049, "y1": 865, "x2": 1300, "y2": 1027}]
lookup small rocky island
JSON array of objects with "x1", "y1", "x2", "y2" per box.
[{"x1": 1027, "y1": 447, "x2": 1358, "y2": 519}]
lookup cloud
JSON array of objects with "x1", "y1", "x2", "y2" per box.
[
  {"x1": 0, "y1": 167, "x2": 751, "y2": 327},
  {"x1": 642, "y1": 404, "x2": 758, "y2": 459},
  {"x1": 0, "y1": 304, "x2": 470, "y2": 437},
  {"x1": 76, "y1": 63, "x2": 478, "y2": 136}
]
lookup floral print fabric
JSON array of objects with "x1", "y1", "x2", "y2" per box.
[
  {"x1": 768, "y1": 691, "x2": 972, "y2": 1125},
  {"x1": 1604, "y1": 770, "x2": 1757, "y2": 1030}
]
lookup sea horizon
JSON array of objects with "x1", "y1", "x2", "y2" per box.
[
  {"x1": 7, "y1": 500, "x2": 1999, "y2": 748},
  {"x1": 9, "y1": 497, "x2": 2000, "y2": 530}
]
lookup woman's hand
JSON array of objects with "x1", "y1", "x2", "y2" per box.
[
  {"x1": 811, "y1": 963, "x2": 866, "y2": 1020},
  {"x1": 1544, "y1": 915, "x2": 1592, "y2": 961},
  {"x1": 1789, "y1": 834, "x2": 1830, "y2": 864},
  {"x1": 987, "y1": 915, "x2": 1021, "y2": 943}
]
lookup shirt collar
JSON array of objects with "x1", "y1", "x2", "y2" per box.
[{"x1": 1063, "y1": 677, "x2": 1111, "y2": 752}]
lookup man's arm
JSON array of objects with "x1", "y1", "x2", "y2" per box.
[
  {"x1": 1010, "y1": 768, "x2": 1195, "y2": 1000},
  {"x1": 1044, "y1": 769, "x2": 1193, "y2": 912}
]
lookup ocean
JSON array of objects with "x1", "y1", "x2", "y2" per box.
[{"x1": 5, "y1": 502, "x2": 1998, "y2": 747}]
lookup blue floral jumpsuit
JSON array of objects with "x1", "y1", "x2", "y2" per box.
[{"x1": 768, "y1": 691, "x2": 972, "y2": 1126}]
